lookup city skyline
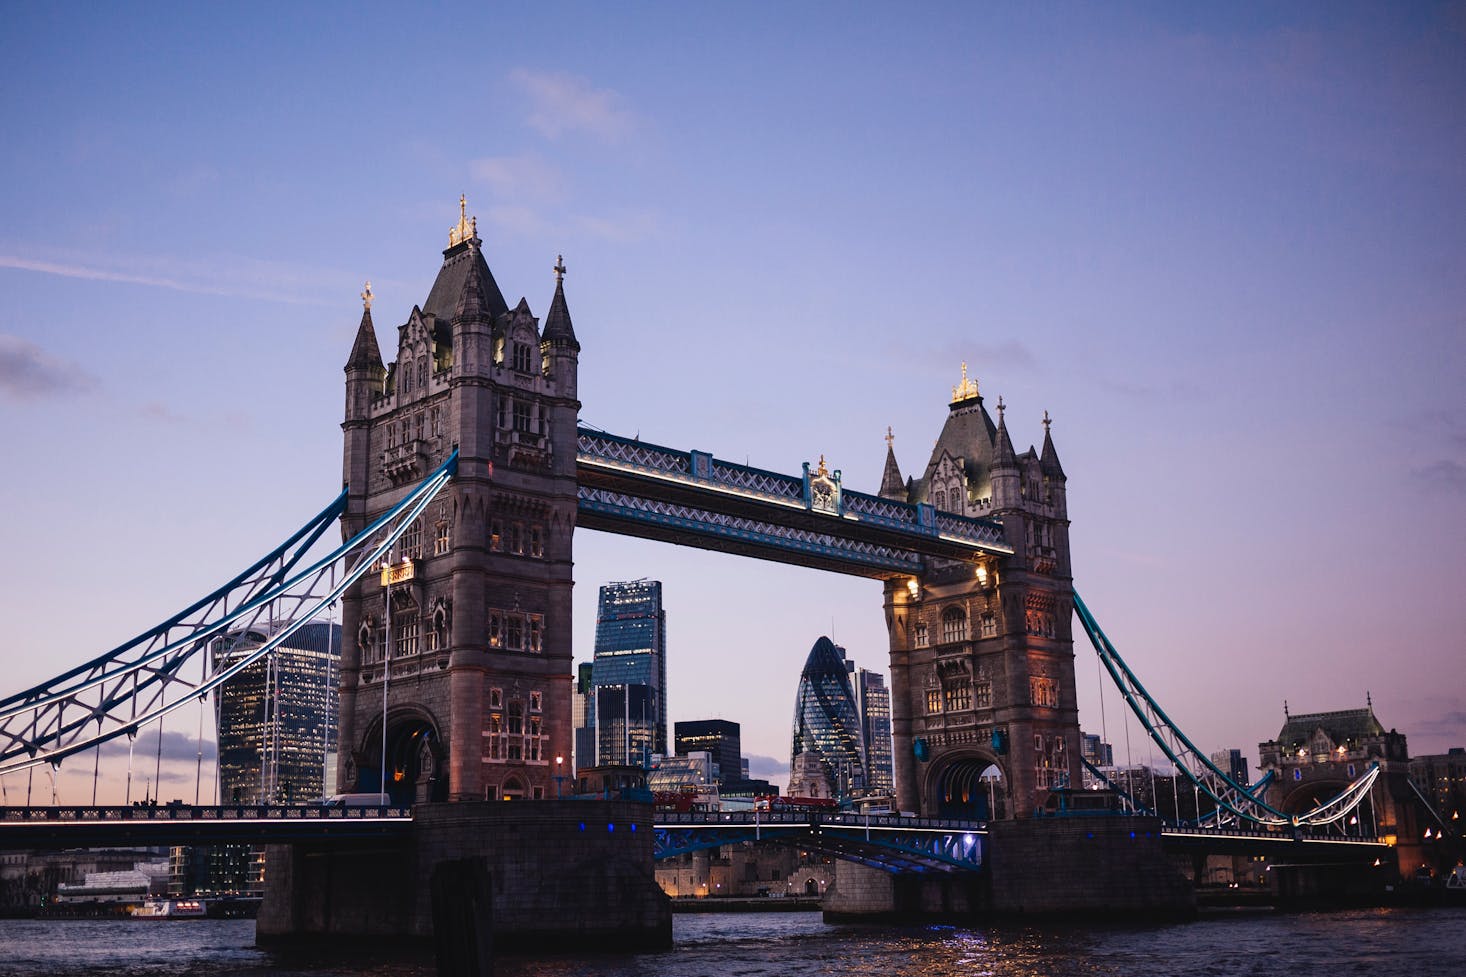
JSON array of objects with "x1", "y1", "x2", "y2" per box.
[{"x1": 2, "y1": 4, "x2": 1463, "y2": 803}]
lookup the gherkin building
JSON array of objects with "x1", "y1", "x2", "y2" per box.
[{"x1": 790, "y1": 636, "x2": 865, "y2": 796}]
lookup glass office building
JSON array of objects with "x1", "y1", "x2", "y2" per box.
[
  {"x1": 790, "y1": 636, "x2": 865, "y2": 797},
  {"x1": 211, "y1": 620, "x2": 341, "y2": 805},
  {"x1": 591, "y1": 580, "x2": 667, "y2": 768},
  {"x1": 853, "y1": 668, "x2": 894, "y2": 795},
  {"x1": 674, "y1": 719, "x2": 742, "y2": 786}
]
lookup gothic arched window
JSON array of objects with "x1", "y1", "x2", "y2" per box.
[{"x1": 941, "y1": 606, "x2": 967, "y2": 645}]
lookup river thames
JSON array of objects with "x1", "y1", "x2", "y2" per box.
[{"x1": 0, "y1": 907, "x2": 1460, "y2": 976}]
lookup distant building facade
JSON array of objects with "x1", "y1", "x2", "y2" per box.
[
  {"x1": 573, "y1": 661, "x2": 594, "y2": 774},
  {"x1": 852, "y1": 669, "x2": 893, "y2": 796},
  {"x1": 674, "y1": 720, "x2": 742, "y2": 786},
  {"x1": 211, "y1": 621, "x2": 342, "y2": 805},
  {"x1": 1209, "y1": 748, "x2": 1250, "y2": 786},
  {"x1": 789, "y1": 636, "x2": 865, "y2": 798},
  {"x1": 591, "y1": 580, "x2": 667, "y2": 768},
  {"x1": 1409, "y1": 747, "x2": 1466, "y2": 823}
]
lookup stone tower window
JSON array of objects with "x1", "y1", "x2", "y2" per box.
[
  {"x1": 914, "y1": 623, "x2": 929, "y2": 648},
  {"x1": 941, "y1": 607, "x2": 967, "y2": 645},
  {"x1": 512, "y1": 342, "x2": 533, "y2": 374}
]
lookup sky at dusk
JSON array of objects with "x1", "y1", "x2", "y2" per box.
[{"x1": 1, "y1": 3, "x2": 1463, "y2": 803}]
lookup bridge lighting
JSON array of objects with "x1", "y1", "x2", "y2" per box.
[
  {"x1": 975, "y1": 564, "x2": 988, "y2": 586},
  {"x1": 963, "y1": 833, "x2": 975, "y2": 846},
  {"x1": 906, "y1": 578, "x2": 920, "y2": 598}
]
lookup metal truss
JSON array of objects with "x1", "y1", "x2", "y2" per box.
[
  {"x1": 0, "y1": 453, "x2": 458, "y2": 777},
  {"x1": 1073, "y1": 591, "x2": 1379, "y2": 828},
  {"x1": 653, "y1": 811, "x2": 984, "y2": 873},
  {"x1": 578, "y1": 487, "x2": 925, "y2": 575},
  {"x1": 576, "y1": 427, "x2": 1012, "y2": 577}
]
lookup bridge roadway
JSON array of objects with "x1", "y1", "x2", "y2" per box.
[
  {"x1": 0, "y1": 804, "x2": 1388, "y2": 870},
  {"x1": 653, "y1": 810, "x2": 1391, "y2": 873},
  {"x1": 0, "y1": 805, "x2": 411, "y2": 849}
]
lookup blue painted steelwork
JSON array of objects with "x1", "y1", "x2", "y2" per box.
[
  {"x1": 0, "y1": 453, "x2": 458, "y2": 776},
  {"x1": 1073, "y1": 591, "x2": 1379, "y2": 828},
  {"x1": 576, "y1": 427, "x2": 1011, "y2": 577},
  {"x1": 653, "y1": 810, "x2": 984, "y2": 873}
]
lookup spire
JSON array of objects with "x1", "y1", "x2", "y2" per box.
[
  {"x1": 992, "y1": 396, "x2": 1018, "y2": 470},
  {"x1": 542, "y1": 254, "x2": 579, "y2": 348},
  {"x1": 345, "y1": 281, "x2": 384, "y2": 372},
  {"x1": 879, "y1": 426, "x2": 905, "y2": 498},
  {"x1": 454, "y1": 250, "x2": 491, "y2": 322},
  {"x1": 1039, "y1": 410, "x2": 1066, "y2": 478}
]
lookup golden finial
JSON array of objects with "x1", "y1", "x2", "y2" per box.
[
  {"x1": 448, "y1": 194, "x2": 476, "y2": 247},
  {"x1": 951, "y1": 361, "x2": 980, "y2": 404},
  {"x1": 361, "y1": 281, "x2": 373, "y2": 311},
  {"x1": 884, "y1": 425, "x2": 894, "y2": 449},
  {"x1": 816, "y1": 454, "x2": 830, "y2": 477},
  {"x1": 554, "y1": 254, "x2": 566, "y2": 285}
]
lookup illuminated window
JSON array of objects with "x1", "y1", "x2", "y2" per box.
[
  {"x1": 490, "y1": 520, "x2": 503, "y2": 552},
  {"x1": 530, "y1": 526, "x2": 544, "y2": 558},
  {"x1": 1030, "y1": 677, "x2": 1057, "y2": 708},
  {"x1": 512, "y1": 342, "x2": 533, "y2": 374},
  {"x1": 926, "y1": 689, "x2": 942, "y2": 713},
  {"x1": 402, "y1": 521, "x2": 422, "y2": 560},
  {"x1": 941, "y1": 607, "x2": 967, "y2": 644},
  {"x1": 944, "y1": 683, "x2": 972, "y2": 712},
  {"x1": 396, "y1": 614, "x2": 419, "y2": 656},
  {"x1": 530, "y1": 691, "x2": 543, "y2": 712},
  {"x1": 434, "y1": 521, "x2": 450, "y2": 555},
  {"x1": 489, "y1": 687, "x2": 502, "y2": 709},
  {"x1": 528, "y1": 615, "x2": 543, "y2": 652},
  {"x1": 488, "y1": 612, "x2": 503, "y2": 648}
]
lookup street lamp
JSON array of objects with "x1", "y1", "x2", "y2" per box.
[{"x1": 555, "y1": 755, "x2": 565, "y2": 799}]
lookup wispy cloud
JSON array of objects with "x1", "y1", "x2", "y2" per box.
[
  {"x1": 1411, "y1": 459, "x2": 1466, "y2": 495},
  {"x1": 509, "y1": 69, "x2": 638, "y2": 142},
  {"x1": 745, "y1": 754, "x2": 788, "y2": 779},
  {"x1": 0, "y1": 334, "x2": 98, "y2": 401},
  {"x1": 471, "y1": 154, "x2": 564, "y2": 202},
  {"x1": 0, "y1": 251, "x2": 340, "y2": 307}
]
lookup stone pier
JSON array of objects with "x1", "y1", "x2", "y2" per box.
[{"x1": 257, "y1": 801, "x2": 670, "y2": 951}]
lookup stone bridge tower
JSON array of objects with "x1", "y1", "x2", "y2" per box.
[
  {"x1": 337, "y1": 200, "x2": 580, "y2": 803},
  {"x1": 881, "y1": 366, "x2": 1079, "y2": 819}
]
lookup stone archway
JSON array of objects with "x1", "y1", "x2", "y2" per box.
[
  {"x1": 926, "y1": 752, "x2": 1007, "y2": 820},
  {"x1": 358, "y1": 708, "x2": 447, "y2": 806}
]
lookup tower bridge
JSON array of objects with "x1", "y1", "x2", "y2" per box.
[{"x1": 0, "y1": 202, "x2": 1407, "y2": 944}]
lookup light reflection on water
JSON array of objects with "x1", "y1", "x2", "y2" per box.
[{"x1": 0, "y1": 907, "x2": 1461, "y2": 977}]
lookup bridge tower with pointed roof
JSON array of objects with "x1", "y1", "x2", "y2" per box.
[
  {"x1": 338, "y1": 200, "x2": 580, "y2": 803},
  {"x1": 880, "y1": 366, "x2": 1080, "y2": 819}
]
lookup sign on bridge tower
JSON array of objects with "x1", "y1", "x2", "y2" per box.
[
  {"x1": 339, "y1": 201, "x2": 580, "y2": 803},
  {"x1": 881, "y1": 368, "x2": 1080, "y2": 819}
]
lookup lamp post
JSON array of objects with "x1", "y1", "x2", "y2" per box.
[{"x1": 555, "y1": 755, "x2": 565, "y2": 799}]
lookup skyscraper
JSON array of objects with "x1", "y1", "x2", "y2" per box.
[
  {"x1": 212, "y1": 620, "x2": 342, "y2": 804},
  {"x1": 674, "y1": 720, "x2": 742, "y2": 786},
  {"x1": 853, "y1": 669, "x2": 893, "y2": 795},
  {"x1": 789, "y1": 636, "x2": 865, "y2": 798},
  {"x1": 573, "y1": 661, "x2": 595, "y2": 775},
  {"x1": 591, "y1": 580, "x2": 666, "y2": 768}
]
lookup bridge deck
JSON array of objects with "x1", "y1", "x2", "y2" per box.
[{"x1": 0, "y1": 805, "x2": 411, "y2": 849}]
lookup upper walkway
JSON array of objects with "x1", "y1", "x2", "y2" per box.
[{"x1": 576, "y1": 427, "x2": 1012, "y2": 578}]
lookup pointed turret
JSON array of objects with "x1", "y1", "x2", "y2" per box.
[
  {"x1": 879, "y1": 426, "x2": 905, "y2": 500},
  {"x1": 454, "y1": 250, "x2": 493, "y2": 323},
  {"x1": 1039, "y1": 411, "x2": 1066, "y2": 479},
  {"x1": 346, "y1": 282, "x2": 384, "y2": 373},
  {"x1": 542, "y1": 255, "x2": 579, "y2": 349},
  {"x1": 989, "y1": 395, "x2": 1022, "y2": 512},
  {"x1": 992, "y1": 397, "x2": 1018, "y2": 471}
]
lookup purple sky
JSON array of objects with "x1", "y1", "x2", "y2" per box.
[{"x1": 2, "y1": 3, "x2": 1463, "y2": 802}]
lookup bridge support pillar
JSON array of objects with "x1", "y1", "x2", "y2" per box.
[
  {"x1": 986, "y1": 816, "x2": 1193, "y2": 917},
  {"x1": 257, "y1": 801, "x2": 670, "y2": 952},
  {"x1": 823, "y1": 860, "x2": 986, "y2": 923}
]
